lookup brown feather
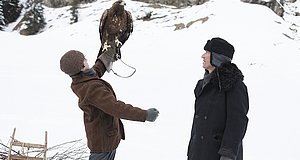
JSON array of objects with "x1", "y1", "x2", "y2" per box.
[{"x1": 98, "y1": 0, "x2": 133, "y2": 59}]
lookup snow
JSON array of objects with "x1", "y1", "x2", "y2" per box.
[{"x1": 1, "y1": 0, "x2": 300, "y2": 159}]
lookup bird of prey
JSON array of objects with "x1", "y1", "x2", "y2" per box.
[{"x1": 99, "y1": 0, "x2": 133, "y2": 60}]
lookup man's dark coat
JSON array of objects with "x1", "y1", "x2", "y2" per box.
[{"x1": 187, "y1": 63, "x2": 249, "y2": 160}]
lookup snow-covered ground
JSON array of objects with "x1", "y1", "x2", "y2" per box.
[{"x1": 1, "y1": 0, "x2": 300, "y2": 159}]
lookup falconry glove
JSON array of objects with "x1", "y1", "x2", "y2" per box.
[
  {"x1": 146, "y1": 108, "x2": 159, "y2": 122},
  {"x1": 98, "y1": 41, "x2": 118, "y2": 72}
]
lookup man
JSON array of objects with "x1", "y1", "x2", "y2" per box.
[
  {"x1": 187, "y1": 37, "x2": 249, "y2": 160},
  {"x1": 60, "y1": 49, "x2": 159, "y2": 160}
]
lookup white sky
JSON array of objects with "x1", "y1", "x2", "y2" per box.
[{"x1": 1, "y1": 0, "x2": 300, "y2": 159}]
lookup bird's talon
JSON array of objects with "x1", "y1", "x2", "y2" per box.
[
  {"x1": 115, "y1": 39, "x2": 123, "y2": 47},
  {"x1": 116, "y1": 53, "x2": 121, "y2": 59},
  {"x1": 102, "y1": 42, "x2": 111, "y2": 52}
]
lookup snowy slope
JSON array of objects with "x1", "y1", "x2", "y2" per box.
[{"x1": 1, "y1": 0, "x2": 300, "y2": 159}]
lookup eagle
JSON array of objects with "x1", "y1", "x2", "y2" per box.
[{"x1": 99, "y1": 0, "x2": 133, "y2": 60}]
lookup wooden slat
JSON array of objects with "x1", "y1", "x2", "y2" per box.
[
  {"x1": 43, "y1": 131, "x2": 47, "y2": 160},
  {"x1": 12, "y1": 141, "x2": 45, "y2": 149},
  {"x1": 8, "y1": 128, "x2": 47, "y2": 160},
  {"x1": 10, "y1": 155, "x2": 43, "y2": 160},
  {"x1": 8, "y1": 128, "x2": 16, "y2": 160}
]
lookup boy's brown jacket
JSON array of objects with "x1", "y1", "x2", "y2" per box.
[{"x1": 71, "y1": 60, "x2": 147, "y2": 152}]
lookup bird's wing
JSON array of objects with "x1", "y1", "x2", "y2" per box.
[
  {"x1": 99, "y1": 9, "x2": 109, "y2": 43},
  {"x1": 118, "y1": 10, "x2": 134, "y2": 45},
  {"x1": 127, "y1": 10, "x2": 133, "y2": 34}
]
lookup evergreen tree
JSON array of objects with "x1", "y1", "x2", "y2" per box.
[
  {"x1": 0, "y1": 0, "x2": 4, "y2": 30},
  {"x1": 70, "y1": 0, "x2": 79, "y2": 24},
  {"x1": 33, "y1": 0, "x2": 46, "y2": 29},
  {"x1": 22, "y1": 0, "x2": 46, "y2": 34},
  {"x1": 3, "y1": 0, "x2": 22, "y2": 23},
  {"x1": 0, "y1": 0, "x2": 21, "y2": 30}
]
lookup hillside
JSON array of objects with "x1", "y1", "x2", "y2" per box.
[{"x1": 1, "y1": 0, "x2": 300, "y2": 160}]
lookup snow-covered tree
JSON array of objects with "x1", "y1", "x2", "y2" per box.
[
  {"x1": 4, "y1": 0, "x2": 21, "y2": 22},
  {"x1": 0, "y1": 0, "x2": 4, "y2": 30},
  {"x1": 24, "y1": 0, "x2": 46, "y2": 26},
  {"x1": 70, "y1": 1, "x2": 79, "y2": 24},
  {"x1": 19, "y1": 0, "x2": 46, "y2": 35},
  {"x1": 0, "y1": 0, "x2": 22, "y2": 31}
]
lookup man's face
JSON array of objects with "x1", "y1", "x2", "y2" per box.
[{"x1": 201, "y1": 51, "x2": 215, "y2": 73}]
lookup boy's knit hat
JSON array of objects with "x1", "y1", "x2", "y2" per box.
[{"x1": 60, "y1": 50, "x2": 85, "y2": 76}]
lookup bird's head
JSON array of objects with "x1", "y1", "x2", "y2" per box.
[{"x1": 113, "y1": 0, "x2": 126, "y2": 7}]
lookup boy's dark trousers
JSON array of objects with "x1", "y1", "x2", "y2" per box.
[{"x1": 89, "y1": 149, "x2": 116, "y2": 160}]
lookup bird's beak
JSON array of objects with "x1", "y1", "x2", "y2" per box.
[{"x1": 120, "y1": 1, "x2": 126, "y2": 6}]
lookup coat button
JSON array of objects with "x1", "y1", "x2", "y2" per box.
[
  {"x1": 204, "y1": 115, "x2": 208, "y2": 120},
  {"x1": 192, "y1": 135, "x2": 196, "y2": 140},
  {"x1": 195, "y1": 115, "x2": 199, "y2": 119},
  {"x1": 200, "y1": 135, "x2": 204, "y2": 140}
]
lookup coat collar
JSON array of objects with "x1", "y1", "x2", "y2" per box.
[
  {"x1": 71, "y1": 68, "x2": 98, "y2": 84},
  {"x1": 210, "y1": 62, "x2": 244, "y2": 91}
]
